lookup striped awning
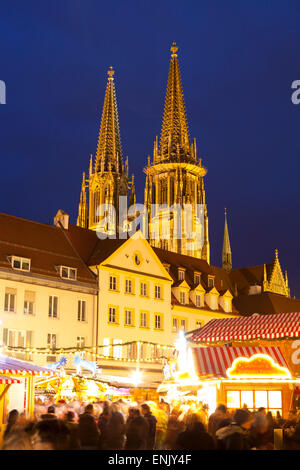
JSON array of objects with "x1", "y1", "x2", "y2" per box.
[
  {"x1": 192, "y1": 345, "x2": 288, "y2": 377},
  {"x1": 0, "y1": 355, "x2": 55, "y2": 376},
  {"x1": 191, "y1": 312, "x2": 300, "y2": 343},
  {"x1": 0, "y1": 375, "x2": 21, "y2": 385}
]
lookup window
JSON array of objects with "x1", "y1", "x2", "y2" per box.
[
  {"x1": 208, "y1": 277, "x2": 214, "y2": 288},
  {"x1": 3, "y1": 329, "x2": 26, "y2": 348},
  {"x1": 78, "y1": 300, "x2": 86, "y2": 321},
  {"x1": 196, "y1": 294, "x2": 201, "y2": 307},
  {"x1": 47, "y1": 333, "x2": 57, "y2": 350},
  {"x1": 113, "y1": 339, "x2": 122, "y2": 359},
  {"x1": 196, "y1": 320, "x2": 203, "y2": 329},
  {"x1": 60, "y1": 266, "x2": 77, "y2": 280},
  {"x1": 173, "y1": 318, "x2": 178, "y2": 331},
  {"x1": 109, "y1": 307, "x2": 117, "y2": 323},
  {"x1": 140, "y1": 282, "x2": 147, "y2": 297},
  {"x1": 180, "y1": 291, "x2": 186, "y2": 304},
  {"x1": 24, "y1": 291, "x2": 35, "y2": 315},
  {"x1": 77, "y1": 336, "x2": 85, "y2": 348},
  {"x1": 4, "y1": 289, "x2": 16, "y2": 312},
  {"x1": 155, "y1": 285, "x2": 161, "y2": 299},
  {"x1": 103, "y1": 338, "x2": 110, "y2": 357},
  {"x1": 11, "y1": 256, "x2": 31, "y2": 272},
  {"x1": 109, "y1": 276, "x2": 117, "y2": 291},
  {"x1": 140, "y1": 312, "x2": 148, "y2": 328},
  {"x1": 226, "y1": 390, "x2": 282, "y2": 414},
  {"x1": 125, "y1": 310, "x2": 132, "y2": 326},
  {"x1": 178, "y1": 269, "x2": 185, "y2": 281},
  {"x1": 125, "y1": 279, "x2": 132, "y2": 294},
  {"x1": 181, "y1": 319, "x2": 186, "y2": 331},
  {"x1": 194, "y1": 273, "x2": 201, "y2": 285},
  {"x1": 48, "y1": 296, "x2": 58, "y2": 318},
  {"x1": 155, "y1": 314, "x2": 161, "y2": 329},
  {"x1": 164, "y1": 265, "x2": 170, "y2": 273}
]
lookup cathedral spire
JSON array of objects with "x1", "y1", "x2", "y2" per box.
[
  {"x1": 159, "y1": 42, "x2": 191, "y2": 161},
  {"x1": 95, "y1": 66, "x2": 122, "y2": 174},
  {"x1": 222, "y1": 208, "x2": 232, "y2": 272},
  {"x1": 77, "y1": 172, "x2": 87, "y2": 228}
]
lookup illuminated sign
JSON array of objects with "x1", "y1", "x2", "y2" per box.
[{"x1": 226, "y1": 354, "x2": 291, "y2": 379}]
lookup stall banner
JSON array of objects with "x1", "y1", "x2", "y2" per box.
[{"x1": 283, "y1": 340, "x2": 300, "y2": 376}]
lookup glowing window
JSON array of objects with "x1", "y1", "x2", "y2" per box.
[
  {"x1": 268, "y1": 391, "x2": 282, "y2": 409},
  {"x1": 241, "y1": 391, "x2": 254, "y2": 409},
  {"x1": 226, "y1": 390, "x2": 240, "y2": 408},
  {"x1": 254, "y1": 391, "x2": 268, "y2": 408}
]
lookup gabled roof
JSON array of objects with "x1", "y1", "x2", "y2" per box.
[
  {"x1": 233, "y1": 292, "x2": 300, "y2": 316},
  {"x1": 0, "y1": 213, "x2": 97, "y2": 285}
]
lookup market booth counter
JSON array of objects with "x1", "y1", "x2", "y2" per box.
[
  {"x1": 158, "y1": 345, "x2": 300, "y2": 417},
  {"x1": 0, "y1": 354, "x2": 55, "y2": 441}
]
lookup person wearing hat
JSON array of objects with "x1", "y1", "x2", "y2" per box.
[{"x1": 215, "y1": 409, "x2": 253, "y2": 450}]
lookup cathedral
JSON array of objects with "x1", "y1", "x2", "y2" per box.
[{"x1": 76, "y1": 42, "x2": 299, "y2": 316}]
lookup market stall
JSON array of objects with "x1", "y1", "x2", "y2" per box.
[
  {"x1": 0, "y1": 354, "x2": 55, "y2": 441},
  {"x1": 158, "y1": 330, "x2": 300, "y2": 418}
]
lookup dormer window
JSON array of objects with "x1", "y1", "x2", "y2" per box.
[
  {"x1": 180, "y1": 291, "x2": 186, "y2": 305},
  {"x1": 11, "y1": 256, "x2": 31, "y2": 272},
  {"x1": 208, "y1": 276, "x2": 214, "y2": 288},
  {"x1": 178, "y1": 269, "x2": 185, "y2": 281},
  {"x1": 60, "y1": 266, "x2": 77, "y2": 280},
  {"x1": 194, "y1": 273, "x2": 201, "y2": 285},
  {"x1": 163, "y1": 264, "x2": 170, "y2": 274}
]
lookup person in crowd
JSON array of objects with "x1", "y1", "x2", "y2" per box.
[
  {"x1": 4, "y1": 409, "x2": 19, "y2": 440},
  {"x1": 215, "y1": 409, "x2": 253, "y2": 450},
  {"x1": 105, "y1": 403, "x2": 126, "y2": 450},
  {"x1": 284, "y1": 419, "x2": 300, "y2": 450},
  {"x1": 208, "y1": 404, "x2": 228, "y2": 437},
  {"x1": 282, "y1": 410, "x2": 298, "y2": 430},
  {"x1": 2, "y1": 431, "x2": 32, "y2": 450},
  {"x1": 125, "y1": 408, "x2": 149, "y2": 450},
  {"x1": 141, "y1": 403, "x2": 157, "y2": 450},
  {"x1": 32, "y1": 418, "x2": 72, "y2": 450},
  {"x1": 40, "y1": 405, "x2": 57, "y2": 421},
  {"x1": 64, "y1": 410, "x2": 80, "y2": 450},
  {"x1": 164, "y1": 407, "x2": 184, "y2": 450},
  {"x1": 275, "y1": 411, "x2": 285, "y2": 427},
  {"x1": 98, "y1": 404, "x2": 111, "y2": 449},
  {"x1": 78, "y1": 404, "x2": 101, "y2": 450},
  {"x1": 249, "y1": 412, "x2": 273, "y2": 450},
  {"x1": 176, "y1": 413, "x2": 215, "y2": 450}
]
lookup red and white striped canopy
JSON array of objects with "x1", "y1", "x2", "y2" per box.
[
  {"x1": 192, "y1": 345, "x2": 288, "y2": 377},
  {"x1": 0, "y1": 375, "x2": 21, "y2": 385},
  {"x1": 191, "y1": 312, "x2": 300, "y2": 343},
  {"x1": 0, "y1": 355, "x2": 55, "y2": 376}
]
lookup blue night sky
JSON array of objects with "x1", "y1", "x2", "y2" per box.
[{"x1": 1, "y1": 1, "x2": 300, "y2": 296}]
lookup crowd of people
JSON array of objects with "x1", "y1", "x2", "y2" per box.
[{"x1": 2, "y1": 398, "x2": 300, "y2": 450}]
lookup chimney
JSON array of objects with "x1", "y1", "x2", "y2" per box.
[{"x1": 54, "y1": 209, "x2": 69, "y2": 230}]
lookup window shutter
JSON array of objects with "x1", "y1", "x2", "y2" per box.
[
  {"x1": 53, "y1": 297, "x2": 58, "y2": 317},
  {"x1": 82, "y1": 301, "x2": 86, "y2": 321},
  {"x1": 48, "y1": 297, "x2": 52, "y2": 316},
  {"x1": 4, "y1": 293, "x2": 9, "y2": 311},
  {"x1": 26, "y1": 331, "x2": 32, "y2": 347}
]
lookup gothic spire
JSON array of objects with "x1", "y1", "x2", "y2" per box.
[
  {"x1": 95, "y1": 66, "x2": 123, "y2": 174},
  {"x1": 77, "y1": 172, "x2": 87, "y2": 228},
  {"x1": 222, "y1": 208, "x2": 232, "y2": 272},
  {"x1": 159, "y1": 42, "x2": 191, "y2": 161}
]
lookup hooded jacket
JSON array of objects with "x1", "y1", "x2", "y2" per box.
[{"x1": 216, "y1": 423, "x2": 251, "y2": 450}]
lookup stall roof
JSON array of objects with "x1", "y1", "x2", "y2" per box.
[
  {"x1": 0, "y1": 375, "x2": 21, "y2": 384},
  {"x1": 192, "y1": 346, "x2": 288, "y2": 378},
  {"x1": 0, "y1": 355, "x2": 55, "y2": 376},
  {"x1": 190, "y1": 312, "x2": 300, "y2": 343}
]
